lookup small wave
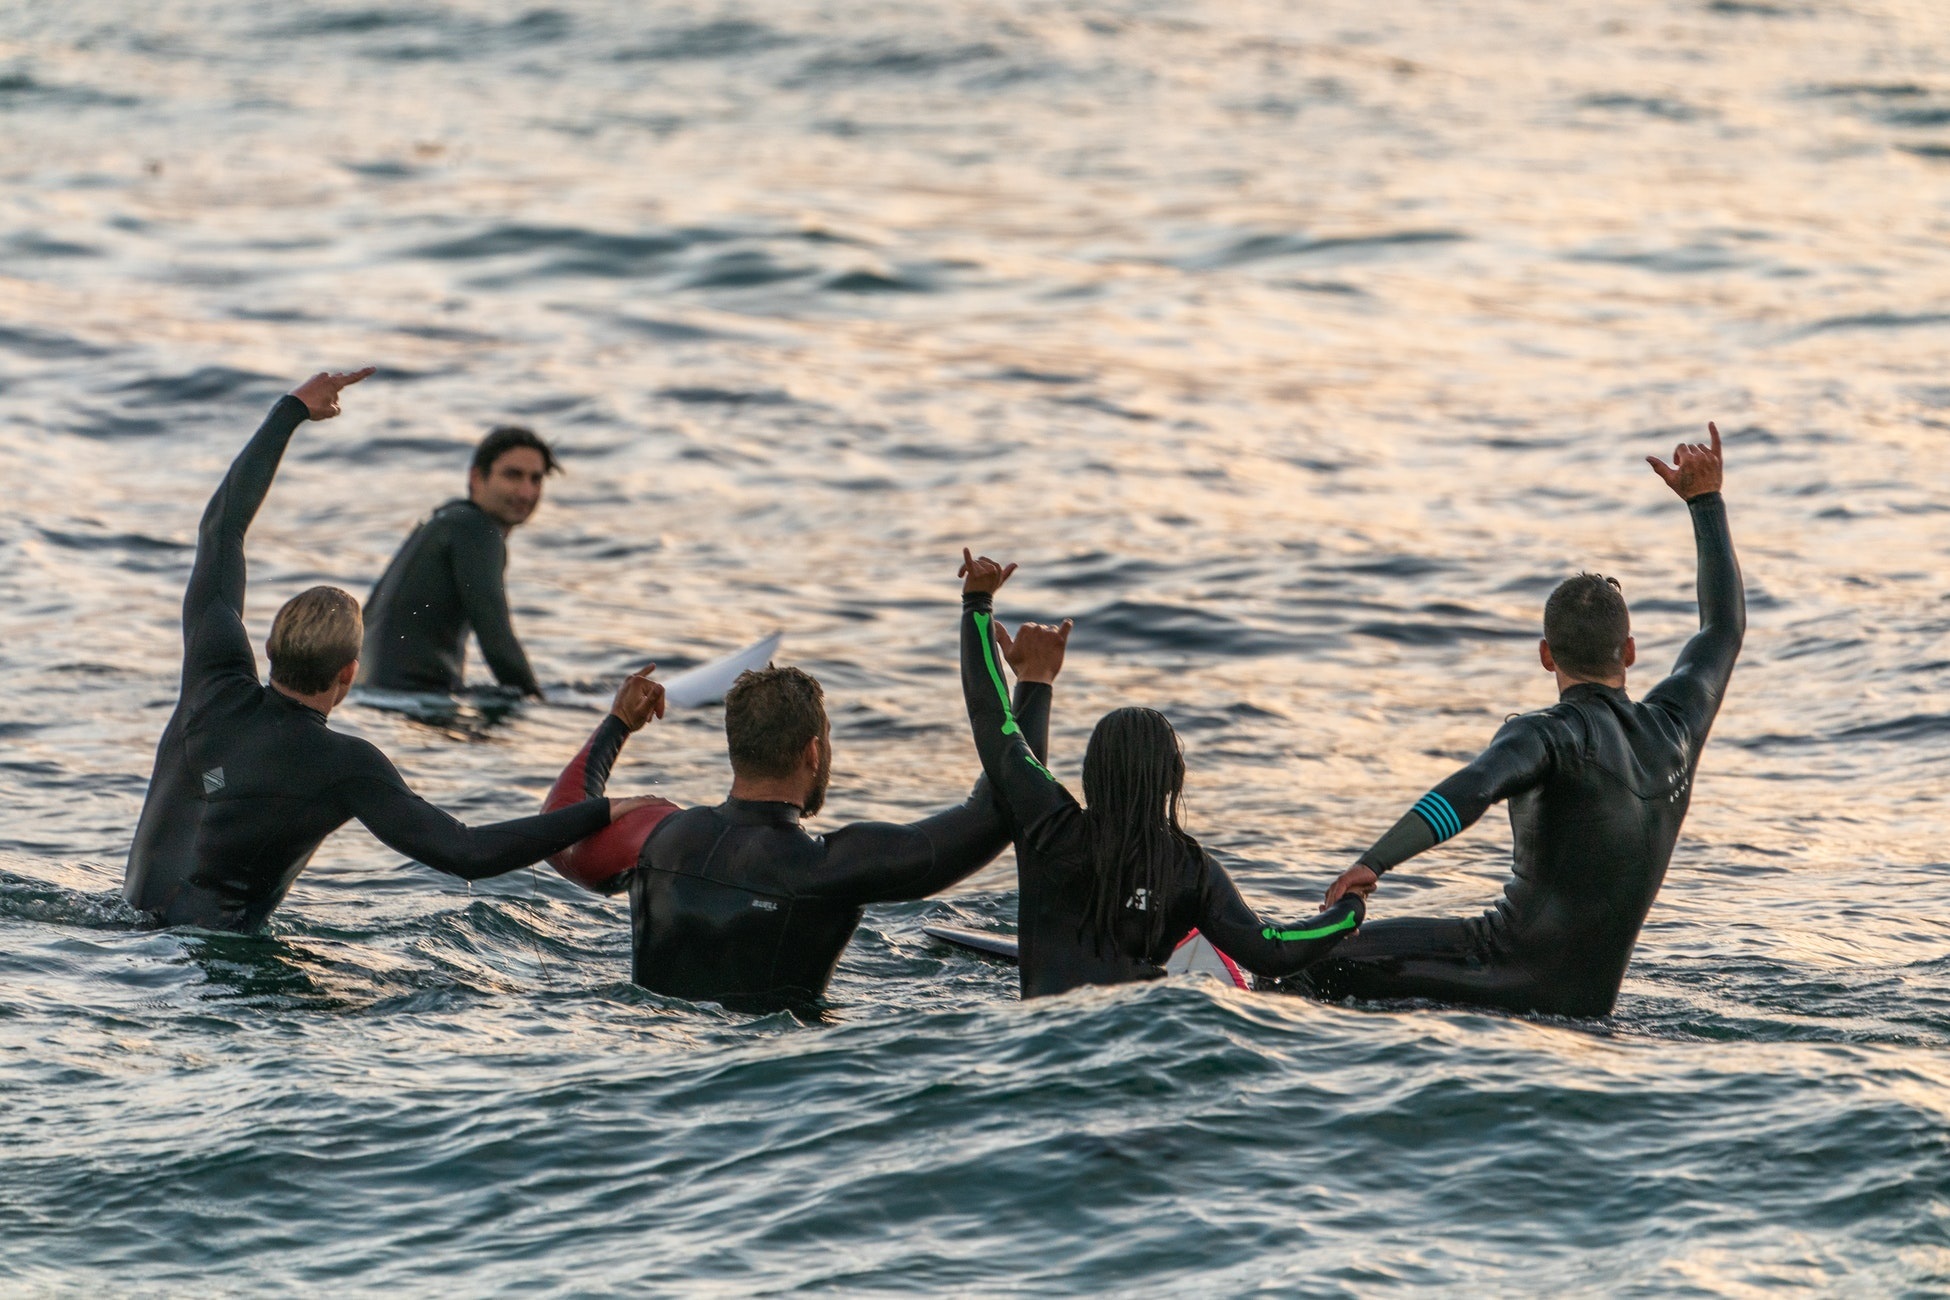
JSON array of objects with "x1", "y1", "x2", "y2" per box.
[
  {"x1": 1578, "y1": 93, "x2": 1703, "y2": 121},
  {"x1": 613, "y1": 20, "x2": 793, "y2": 62},
  {"x1": 1190, "y1": 228, "x2": 1464, "y2": 270},
  {"x1": 4, "y1": 233, "x2": 98, "y2": 259},
  {"x1": 679, "y1": 250, "x2": 813, "y2": 290},
  {"x1": 308, "y1": 434, "x2": 474, "y2": 462},
  {"x1": 1881, "y1": 106, "x2": 1950, "y2": 128},
  {"x1": 410, "y1": 222, "x2": 698, "y2": 267},
  {"x1": 796, "y1": 41, "x2": 1006, "y2": 82},
  {"x1": 1704, "y1": 1, "x2": 1796, "y2": 16},
  {"x1": 0, "y1": 70, "x2": 138, "y2": 109},
  {"x1": 1571, "y1": 242, "x2": 1747, "y2": 273},
  {"x1": 824, "y1": 269, "x2": 930, "y2": 294},
  {"x1": 341, "y1": 159, "x2": 423, "y2": 180},
  {"x1": 993, "y1": 366, "x2": 1086, "y2": 385},
  {"x1": 112, "y1": 365, "x2": 283, "y2": 404},
  {"x1": 612, "y1": 315, "x2": 724, "y2": 342},
  {"x1": 36, "y1": 527, "x2": 188, "y2": 553},
  {"x1": 1351, "y1": 612, "x2": 1529, "y2": 645},
  {"x1": 1899, "y1": 144, "x2": 1950, "y2": 161},
  {"x1": 657, "y1": 386, "x2": 795, "y2": 406},
  {"x1": 61, "y1": 407, "x2": 169, "y2": 439},
  {"x1": 1796, "y1": 311, "x2": 1950, "y2": 336},
  {"x1": 0, "y1": 324, "x2": 108, "y2": 359},
  {"x1": 1076, "y1": 599, "x2": 1326, "y2": 657},
  {"x1": 1805, "y1": 82, "x2": 1928, "y2": 99},
  {"x1": 268, "y1": 7, "x2": 446, "y2": 36}
]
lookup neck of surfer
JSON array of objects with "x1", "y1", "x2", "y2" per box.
[
  {"x1": 270, "y1": 679, "x2": 345, "y2": 716},
  {"x1": 729, "y1": 771, "x2": 812, "y2": 812}
]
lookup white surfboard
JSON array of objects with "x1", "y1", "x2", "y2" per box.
[{"x1": 661, "y1": 631, "x2": 783, "y2": 708}]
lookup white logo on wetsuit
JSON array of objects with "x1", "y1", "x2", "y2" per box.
[
  {"x1": 202, "y1": 767, "x2": 225, "y2": 795},
  {"x1": 751, "y1": 899, "x2": 778, "y2": 911},
  {"x1": 1126, "y1": 888, "x2": 1151, "y2": 912}
]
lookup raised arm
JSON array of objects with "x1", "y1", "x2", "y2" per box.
[
  {"x1": 449, "y1": 511, "x2": 542, "y2": 696},
  {"x1": 1644, "y1": 423, "x2": 1745, "y2": 739},
  {"x1": 816, "y1": 677, "x2": 1053, "y2": 903},
  {"x1": 1324, "y1": 715, "x2": 1556, "y2": 904},
  {"x1": 181, "y1": 368, "x2": 372, "y2": 692},
  {"x1": 346, "y1": 742, "x2": 617, "y2": 882},
  {"x1": 959, "y1": 549, "x2": 1075, "y2": 836},
  {"x1": 542, "y1": 666, "x2": 677, "y2": 893}
]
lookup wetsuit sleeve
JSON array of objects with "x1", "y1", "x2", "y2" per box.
[
  {"x1": 557, "y1": 715, "x2": 630, "y2": 803},
  {"x1": 1190, "y1": 853, "x2": 1366, "y2": 978},
  {"x1": 961, "y1": 591, "x2": 1072, "y2": 836},
  {"x1": 343, "y1": 741, "x2": 611, "y2": 881},
  {"x1": 1643, "y1": 492, "x2": 1745, "y2": 743},
  {"x1": 449, "y1": 513, "x2": 542, "y2": 695},
  {"x1": 1354, "y1": 715, "x2": 1557, "y2": 873},
  {"x1": 815, "y1": 679, "x2": 1052, "y2": 904},
  {"x1": 181, "y1": 395, "x2": 310, "y2": 694}
]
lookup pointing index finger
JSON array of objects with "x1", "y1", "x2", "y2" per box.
[{"x1": 1707, "y1": 421, "x2": 1722, "y2": 458}]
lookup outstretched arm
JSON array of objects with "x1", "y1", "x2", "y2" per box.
[
  {"x1": 450, "y1": 513, "x2": 542, "y2": 696},
  {"x1": 1324, "y1": 716, "x2": 1555, "y2": 904},
  {"x1": 1192, "y1": 854, "x2": 1366, "y2": 979},
  {"x1": 817, "y1": 677, "x2": 1053, "y2": 903},
  {"x1": 181, "y1": 368, "x2": 372, "y2": 692},
  {"x1": 1645, "y1": 423, "x2": 1745, "y2": 739}
]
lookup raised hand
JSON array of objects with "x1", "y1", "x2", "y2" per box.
[
  {"x1": 608, "y1": 664, "x2": 665, "y2": 732},
  {"x1": 289, "y1": 366, "x2": 377, "y2": 420},
  {"x1": 1647, "y1": 421, "x2": 1725, "y2": 501},
  {"x1": 959, "y1": 547, "x2": 1018, "y2": 596},
  {"x1": 997, "y1": 619, "x2": 1072, "y2": 685}
]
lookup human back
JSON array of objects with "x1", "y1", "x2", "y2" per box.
[{"x1": 1488, "y1": 681, "x2": 1711, "y2": 1005}]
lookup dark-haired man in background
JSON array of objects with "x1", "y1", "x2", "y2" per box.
[
  {"x1": 1301, "y1": 424, "x2": 1744, "y2": 1018},
  {"x1": 358, "y1": 425, "x2": 558, "y2": 698},
  {"x1": 541, "y1": 660, "x2": 1055, "y2": 1009},
  {"x1": 124, "y1": 372, "x2": 661, "y2": 932}
]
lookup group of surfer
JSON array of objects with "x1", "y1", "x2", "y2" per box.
[{"x1": 123, "y1": 366, "x2": 1744, "y2": 1018}]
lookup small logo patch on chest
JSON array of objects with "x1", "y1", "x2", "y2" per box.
[
  {"x1": 750, "y1": 899, "x2": 778, "y2": 912},
  {"x1": 201, "y1": 767, "x2": 225, "y2": 795}
]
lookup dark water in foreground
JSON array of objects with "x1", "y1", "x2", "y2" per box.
[{"x1": 4, "y1": 0, "x2": 1950, "y2": 1292}]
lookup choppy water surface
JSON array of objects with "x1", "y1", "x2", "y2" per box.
[{"x1": 3, "y1": 0, "x2": 1950, "y2": 1292}]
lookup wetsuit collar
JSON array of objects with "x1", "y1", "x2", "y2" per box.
[
  {"x1": 264, "y1": 682, "x2": 331, "y2": 723},
  {"x1": 1558, "y1": 680, "x2": 1630, "y2": 704},
  {"x1": 719, "y1": 796, "x2": 804, "y2": 827}
]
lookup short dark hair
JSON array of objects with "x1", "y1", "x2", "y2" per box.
[
  {"x1": 1544, "y1": 573, "x2": 1630, "y2": 678},
  {"x1": 471, "y1": 425, "x2": 561, "y2": 478},
  {"x1": 724, "y1": 667, "x2": 826, "y2": 779},
  {"x1": 268, "y1": 586, "x2": 363, "y2": 694}
]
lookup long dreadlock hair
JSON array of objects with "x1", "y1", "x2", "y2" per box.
[{"x1": 1078, "y1": 707, "x2": 1202, "y2": 957}]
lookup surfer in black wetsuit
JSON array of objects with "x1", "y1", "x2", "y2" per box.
[
  {"x1": 539, "y1": 660, "x2": 1051, "y2": 1010},
  {"x1": 956, "y1": 551, "x2": 1365, "y2": 1000},
  {"x1": 122, "y1": 371, "x2": 662, "y2": 932},
  {"x1": 1297, "y1": 425, "x2": 1745, "y2": 1018},
  {"x1": 357, "y1": 425, "x2": 558, "y2": 697}
]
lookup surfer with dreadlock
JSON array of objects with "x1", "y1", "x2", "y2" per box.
[{"x1": 956, "y1": 550, "x2": 1363, "y2": 998}]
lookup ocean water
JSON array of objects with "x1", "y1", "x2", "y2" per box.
[{"x1": 3, "y1": 0, "x2": 1949, "y2": 1292}]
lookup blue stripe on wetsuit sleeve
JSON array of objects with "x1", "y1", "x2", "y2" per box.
[{"x1": 1411, "y1": 792, "x2": 1462, "y2": 841}]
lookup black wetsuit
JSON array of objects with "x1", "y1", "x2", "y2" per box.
[
  {"x1": 960, "y1": 593, "x2": 1364, "y2": 1000},
  {"x1": 1297, "y1": 492, "x2": 1745, "y2": 1017},
  {"x1": 122, "y1": 396, "x2": 613, "y2": 932},
  {"x1": 358, "y1": 498, "x2": 539, "y2": 695},
  {"x1": 562, "y1": 689, "x2": 1051, "y2": 1010}
]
